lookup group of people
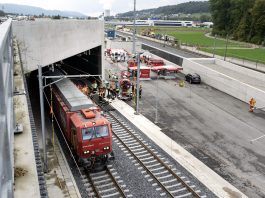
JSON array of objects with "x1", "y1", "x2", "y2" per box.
[{"x1": 77, "y1": 78, "x2": 143, "y2": 103}]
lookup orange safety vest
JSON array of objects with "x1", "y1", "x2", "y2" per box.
[{"x1": 249, "y1": 98, "x2": 256, "y2": 107}]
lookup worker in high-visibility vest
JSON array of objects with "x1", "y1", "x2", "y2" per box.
[
  {"x1": 92, "y1": 81, "x2": 98, "y2": 94},
  {"x1": 249, "y1": 97, "x2": 256, "y2": 112}
]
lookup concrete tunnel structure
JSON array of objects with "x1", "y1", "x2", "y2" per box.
[{"x1": 12, "y1": 19, "x2": 105, "y2": 77}]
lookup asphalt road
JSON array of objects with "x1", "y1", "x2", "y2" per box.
[
  {"x1": 106, "y1": 39, "x2": 265, "y2": 198},
  {"x1": 116, "y1": 31, "x2": 203, "y2": 58}
]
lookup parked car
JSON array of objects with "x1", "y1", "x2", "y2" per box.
[{"x1": 185, "y1": 73, "x2": 201, "y2": 84}]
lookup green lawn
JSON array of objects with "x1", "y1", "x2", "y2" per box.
[
  {"x1": 135, "y1": 26, "x2": 249, "y2": 48},
  {"x1": 127, "y1": 26, "x2": 264, "y2": 64},
  {"x1": 203, "y1": 48, "x2": 265, "y2": 64},
  {"x1": 167, "y1": 31, "x2": 247, "y2": 48}
]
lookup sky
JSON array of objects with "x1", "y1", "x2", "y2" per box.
[{"x1": 0, "y1": 0, "x2": 205, "y2": 16}]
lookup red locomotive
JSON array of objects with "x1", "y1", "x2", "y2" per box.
[{"x1": 52, "y1": 75, "x2": 114, "y2": 170}]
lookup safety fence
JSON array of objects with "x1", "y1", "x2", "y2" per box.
[{"x1": 0, "y1": 19, "x2": 14, "y2": 198}]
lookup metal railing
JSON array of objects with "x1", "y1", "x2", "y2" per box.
[{"x1": 0, "y1": 19, "x2": 14, "y2": 198}]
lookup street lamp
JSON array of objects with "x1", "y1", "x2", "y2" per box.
[
  {"x1": 38, "y1": 65, "x2": 48, "y2": 173},
  {"x1": 212, "y1": 34, "x2": 217, "y2": 58},
  {"x1": 132, "y1": 0, "x2": 136, "y2": 54},
  {"x1": 135, "y1": 53, "x2": 140, "y2": 114},
  {"x1": 224, "y1": 34, "x2": 229, "y2": 61},
  {"x1": 154, "y1": 70, "x2": 159, "y2": 124}
]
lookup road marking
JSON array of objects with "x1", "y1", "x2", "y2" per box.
[{"x1": 250, "y1": 134, "x2": 265, "y2": 143}]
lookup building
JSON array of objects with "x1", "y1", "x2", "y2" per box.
[{"x1": 104, "y1": 9, "x2": 110, "y2": 17}]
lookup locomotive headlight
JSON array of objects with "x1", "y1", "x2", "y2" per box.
[
  {"x1": 103, "y1": 146, "x2": 110, "y2": 150},
  {"x1": 84, "y1": 150, "x2": 90, "y2": 154}
]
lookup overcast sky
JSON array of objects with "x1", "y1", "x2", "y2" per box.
[{"x1": 0, "y1": 0, "x2": 205, "y2": 16}]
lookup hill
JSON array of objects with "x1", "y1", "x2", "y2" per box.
[
  {"x1": 0, "y1": 3, "x2": 87, "y2": 17},
  {"x1": 116, "y1": 1, "x2": 209, "y2": 18}
]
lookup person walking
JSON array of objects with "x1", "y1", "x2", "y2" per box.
[
  {"x1": 92, "y1": 80, "x2": 98, "y2": 94},
  {"x1": 139, "y1": 85, "x2": 142, "y2": 99},
  {"x1": 110, "y1": 81, "x2": 116, "y2": 99},
  {"x1": 249, "y1": 97, "x2": 256, "y2": 112},
  {"x1": 131, "y1": 83, "x2": 135, "y2": 97}
]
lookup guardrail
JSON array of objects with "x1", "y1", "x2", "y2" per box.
[{"x1": 0, "y1": 19, "x2": 14, "y2": 198}]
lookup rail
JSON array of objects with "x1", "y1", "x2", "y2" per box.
[
  {"x1": 0, "y1": 19, "x2": 14, "y2": 198},
  {"x1": 91, "y1": 95, "x2": 202, "y2": 197},
  {"x1": 87, "y1": 166, "x2": 127, "y2": 198},
  {"x1": 107, "y1": 111, "x2": 202, "y2": 197}
]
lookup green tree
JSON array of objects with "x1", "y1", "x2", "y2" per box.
[
  {"x1": 200, "y1": 14, "x2": 211, "y2": 22},
  {"x1": 210, "y1": 0, "x2": 231, "y2": 36},
  {"x1": 250, "y1": 0, "x2": 265, "y2": 44}
]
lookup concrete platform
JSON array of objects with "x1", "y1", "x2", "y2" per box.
[
  {"x1": 110, "y1": 99, "x2": 247, "y2": 198},
  {"x1": 14, "y1": 40, "x2": 40, "y2": 198},
  {"x1": 45, "y1": 135, "x2": 81, "y2": 198}
]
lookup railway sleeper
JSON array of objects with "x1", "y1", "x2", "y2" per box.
[
  {"x1": 170, "y1": 187, "x2": 187, "y2": 194},
  {"x1": 128, "y1": 144, "x2": 142, "y2": 149},
  {"x1": 133, "y1": 150, "x2": 149, "y2": 156},
  {"x1": 123, "y1": 140, "x2": 138, "y2": 145},
  {"x1": 146, "y1": 163, "x2": 161, "y2": 168},
  {"x1": 152, "y1": 170, "x2": 169, "y2": 176},
  {"x1": 157, "y1": 174, "x2": 172, "y2": 180},
  {"x1": 150, "y1": 166, "x2": 165, "y2": 172},
  {"x1": 93, "y1": 178, "x2": 112, "y2": 185},
  {"x1": 137, "y1": 153, "x2": 152, "y2": 158},
  {"x1": 116, "y1": 134, "x2": 131, "y2": 139},
  {"x1": 165, "y1": 183, "x2": 182, "y2": 189},
  {"x1": 91, "y1": 174, "x2": 109, "y2": 180},
  {"x1": 130, "y1": 147, "x2": 146, "y2": 152},
  {"x1": 139, "y1": 156, "x2": 154, "y2": 161},
  {"x1": 142, "y1": 159, "x2": 157, "y2": 164},
  {"x1": 99, "y1": 187, "x2": 117, "y2": 194},
  {"x1": 101, "y1": 192, "x2": 120, "y2": 198}
]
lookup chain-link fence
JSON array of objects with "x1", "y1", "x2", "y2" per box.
[{"x1": 0, "y1": 19, "x2": 14, "y2": 198}]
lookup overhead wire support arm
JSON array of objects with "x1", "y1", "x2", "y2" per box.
[
  {"x1": 43, "y1": 74, "x2": 102, "y2": 79},
  {"x1": 42, "y1": 74, "x2": 102, "y2": 88}
]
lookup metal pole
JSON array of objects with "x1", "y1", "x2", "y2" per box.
[
  {"x1": 132, "y1": 0, "x2": 136, "y2": 54},
  {"x1": 212, "y1": 34, "x2": 216, "y2": 58},
  {"x1": 224, "y1": 34, "x2": 228, "y2": 61},
  {"x1": 135, "y1": 53, "x2": 140, "y2": 114},
  {"x1": 38, "y1": 65, "x2": 47, "y2": 172},
  {"x1": 154, "y1": 70, "x2": 159, "y2": 124}
]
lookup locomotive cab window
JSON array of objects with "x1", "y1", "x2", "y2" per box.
[
  {"x1": 82, "y1": 127, "x2": 94, "y2": 140},
  {"x1": 95, "y1": 125, "x2": 109, "y2": 138},
  {"x1": 82, "y1": 125, "x2": 109, "y2": 140}
]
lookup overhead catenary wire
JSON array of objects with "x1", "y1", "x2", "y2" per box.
[{"x1": 60, "y1": 61, "x2": 103, "y2": 84}]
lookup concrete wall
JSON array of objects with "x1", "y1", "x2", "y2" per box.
[
  {"x1": 12, "y1": 20, "x2": 104, "y2": 73},
  {"x1": 190, "y1": 57, "x2": 265, "y2": 84},
  {"x1": 142, "y1": 44, "x2": 184, "y2": 66},
  {"x1": 182, "y1": 58, "x2": 265, "y2": 109},
  {"x1": 215, "y1": 59, "x2": 265, "y2": 83}
]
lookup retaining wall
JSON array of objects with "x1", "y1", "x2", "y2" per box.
[{"x1": 182, "y1": 58, "x2": 265, "y2": 109}]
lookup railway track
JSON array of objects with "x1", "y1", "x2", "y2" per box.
[
  {"x1": 92, "y1": 96, "x2": 206, "y2": 198},
  {"x1": 82, "y1": 165, "x2": 131, "y2": 198}
]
